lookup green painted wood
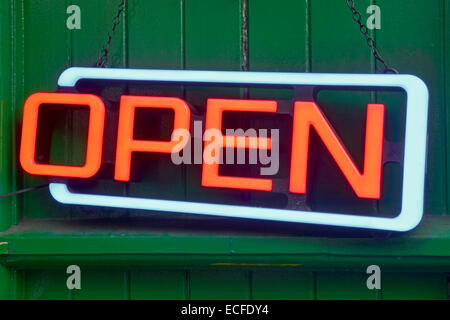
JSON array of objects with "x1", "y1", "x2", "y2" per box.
[
  {"x1": 184, "y1": 0, "x2": 241, "y2": 71},
  {"x1": 183, "y1": 0, "x2": 245, "y2": 208},
  {"x1": 316, "y1": 272, "x2": 379, "y2": 300},
  {"x1": 10, "y1": 269, "x2": 25, "y2": 300},
  {"x1": 24, "y1": 269, "x2": 71, "y2": 300},
  {"x1": 69, "y1": 0, "x2": 128, "y2": 218},
  {"x1": 252, "y1": 270, "x2": 314, "y2": 300},
  {"x1": 189, "y1": 270, "x2": 250, "y2": 300},
  {"x1": 248, "y1": 0, "x2": 307, "y2": 72},
  {"x1": 71, "y1": 0, "x2": 126, "y2": 68},
  {"x1": 126, "y1": 0, "x2": 186, "y2": 208},
  {"x1": 377, "y1": 0, "x2": 447, "y2": 215},
  {"x1": 128, "y1": 0, "x2": 182, "y2": 69},
  {"x1": 246, "y1": 0, "x2": 305, "y2": 195},
  {"x1": 311, "y1": 0, "x2": 372, "y2": 73},
  {"x1": 382, "y1": 272, "x2": 447, "y2": 300},
  {"x1": 309, "y1": 0, "x2": 379, "y2": 216},
  {"x1": 13, "y1": 267, "x2": 450, "y2": 300},
  {"x1": 73, "y1": 270, "x2": 127, "y2": 300},
  {"x1": 0, "y1": 0, "x2": 13, "y2": 231},
  {"x1": 0, "y1": 265, "x2": 10, "y2": 300},
  {"x1": 4, "y1": 256, "x2": 450, "y2": 273},
  {"x1": 445, "y1": 0, "x2": 450, "y2": 214},
  {"x1": 9, "y1": 0, "x2": 25, "y2": 226},
  {"x1": 22, "y1": 0, "x2": 71, "y2": 219},
  {"x1": 67, "y1": 0, "x2": 129, "y2": 219},
  {"x1": 69, "y1": 0, "x2": 128, "y2": 183},
  {"x1": 1, "y1": 216, "x2": 450, "y2": 259},
  {"x1": 129, "y1": 270, "x2": 186, "y2": 300}
]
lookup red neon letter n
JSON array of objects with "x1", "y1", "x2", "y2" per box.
[{"x1": 289, "y1": 102, "x2": 384, "y2": 199}]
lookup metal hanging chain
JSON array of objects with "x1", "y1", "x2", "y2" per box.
[
  {"x1": 346, "y1": 0, "x2": 398, "y2": 74},
  {"x1": 95, "y1": 0, "x2": 126, "y2": 68}
]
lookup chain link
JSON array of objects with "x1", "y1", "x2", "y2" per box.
[
  {"x1": 346, "y1": 0, "x2": 398, "y2": 74},
  {"x1": 95, "y1": 0, "x2": 126, "y2": 68}
]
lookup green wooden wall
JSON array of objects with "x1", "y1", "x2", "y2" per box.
[
  {"x1": 0, "y1": 0, "x2": 449, "y2": 299},
  {"x1": 4, "y1": 269, "x2": 444, "y2": 300}
]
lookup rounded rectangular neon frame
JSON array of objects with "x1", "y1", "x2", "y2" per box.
[{"x1": 50, "y1": 67, "x2": 429, "y2": 231}]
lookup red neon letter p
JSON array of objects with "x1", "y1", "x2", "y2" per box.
[{"x1": 114, "y1": 96, "x2": 191, "y2": 181}]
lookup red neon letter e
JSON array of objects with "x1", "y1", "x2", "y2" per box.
[
  {"x1": 20, "y1": 92, "x2": 105, "y2": 178},
  {"x1": 289, "y1": 102, "x2": 384, "y2": 199},
  {"x1": 114, "y1": 96, "x2": 191, "y2": 181},
  {"x1": 201, "y1": 99, "x2": 277, "y2": 191}
]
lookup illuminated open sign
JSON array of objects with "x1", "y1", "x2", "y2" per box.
[{"x1": 19, "y1": 68, "x2": 428, "y2": 231}]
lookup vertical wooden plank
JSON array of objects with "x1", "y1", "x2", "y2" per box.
[
  {"x1": 246, "y1": 0, "x2": 306, "y2": 199},
  {"x1": 185, "y1": 0, "x2": 241, "y2": 71},
  {"x1": 310, "y1": 0, "x2": 372, "y2": 73},
  {"x1": 377, "y1": 0, "x2": 447, "y2": 215},
  {"x1": 24, "y1": 270, "x2": 71, "y2": 300},
  {"x1": 184, "y1": 0, "x2": 244, "y2": 206},
  {"x1": 70, "y1": 0, "x2": 126, "y2": 175},
  {"x1": 445, "y1": 0, "x2": 450, "y2": 215},
  {"x1": 23, "y1": 0, "x2": 70, "y2": 99},
  {"x1": 316, "y1": 272, "x2": 379, "y2": 300},
  {"x1": 0, "y1": 265, "x2": 10, "y2": 300},
  {"x1": 129, "y1": 270, "x2": 186, "y2": 300},
  {"x1": 69, "y1": 0, "x2": 127, "y2": 218},
  {"x1": 7, "y1": 0, "x2": 23, "y2": 226},
  {"x1": 189, "y1": 270, "x2": 250, "y2": 300},
  {"x1": 248, "y1": 0, "x2": 306, "y2": 72},
  {"x1": 22, "y1": 0, "x2": 71, "y2": 219},
  {"x1": 0, "y1": 0, "x2": 13, "y2": 231},
  {"x1": 10, "y1": 269, "x2": 25, "y2": 300},
  {"x1": 309, "y1": 0, "x2": 378, "y2": 215},
  {"x1": 382, "y1": 273, "x2": 447, "y2": 300},
  {"x1": 73, "y1": 270, "x2": 127, "y2": 300},
  {"x1": 252, "y1": 270, "x2": 314, "y2": 300},
  {"x1": 128, "y1": 0, "x2": 182, "y2": 69},
  {"x1": 71, "y1": 0, "x2": 125, "y2": 67},
  {"x1": 126, "y1": 0, "x2": 186, "y2": 205},
  {"x1": 184, "y1": 0, "x2": 242, "y2": 109}
]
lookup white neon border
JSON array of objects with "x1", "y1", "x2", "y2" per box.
[{"x1": 50, "y1": 67, "x2": 429, "y2": 231}]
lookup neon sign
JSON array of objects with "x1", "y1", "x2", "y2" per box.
[{"x1": 19, "y1": 68, "x2": 429, "y2": 231}]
